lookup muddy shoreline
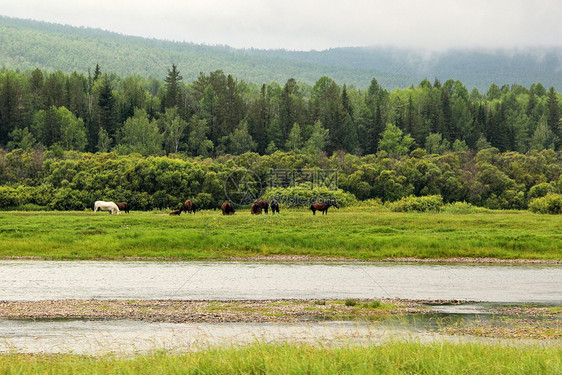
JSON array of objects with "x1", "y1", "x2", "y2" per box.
[
  {"x1": 1, "y1": 299, "x2": 560, "y2": 340},
  {"x1": 0, "y1": 298, "x2": 430, "y2": 323},
  {"x1": 2, "y1": 255, "x2": 561, "y2": 264}
]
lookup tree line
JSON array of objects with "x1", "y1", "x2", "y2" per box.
[
  {"x1": 0, "y1": 65, "x2": 560, "y2": 158},
  {"x1": 0, "y1": 147, "x2": 560, "y2": 211}
]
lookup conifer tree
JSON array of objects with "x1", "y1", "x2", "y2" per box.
[
  {"x1": 97, "y1": 76, "x2": 117, "y2": 139},
  {"x1": 93, "y1": 64, "x2": 101, "y2": 81},
  {"x1": 162, "y1": 64, "x2": 183, "y2": 111},
  {"x1": 546, "y1": 87, "x2": 560, "y2": 149},
  {"x1": 342, "y1": 114, "x2": 359, "y2": 154}
]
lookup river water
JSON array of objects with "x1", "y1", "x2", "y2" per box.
[
  {"x1": 0, "y1": 319, "x2": 429, "y2": 354},
  {"x1": 1, "y1": 260, "x2": 561, "y2": 303}
]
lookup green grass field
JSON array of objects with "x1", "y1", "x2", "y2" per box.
[
  {"x1": 0, "y1": 209, "x2": 560, "y2": 260},
  {"x1": 0, "y1": 342, "x2": 560, "y2": 374}
]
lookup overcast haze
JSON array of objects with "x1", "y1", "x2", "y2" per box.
[{"x1": 1, "y1": 0, "x2": 561, "y2": 51}]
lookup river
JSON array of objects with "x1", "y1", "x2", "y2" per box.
[{"x1": 1, "y1": 260, "x2": 560, "y2": 303}]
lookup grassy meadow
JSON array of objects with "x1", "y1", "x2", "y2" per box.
[
  {"x1": 0, "y1": 342, "x2": 560, "y2": 374},
  {"x1": 0, "y1": 208, "x2": 560, "y2": 260}
]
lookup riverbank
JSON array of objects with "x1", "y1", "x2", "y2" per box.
[
  {"x1": 1, "y1": 299, "x2": 560, "y2": 341},
  {"x1": 0, "y1": 210, "x2": 560, "y2": 261},
  {"x1": 0, "y1": 298, "x2": 426, "y2": 323},
  {"x1": 2, "y1": 255, "x2": 561, "y2": 264}
]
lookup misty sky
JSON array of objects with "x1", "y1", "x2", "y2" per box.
[{"x1": 1, "y1": 0, "x2": 561, "y2": 51}]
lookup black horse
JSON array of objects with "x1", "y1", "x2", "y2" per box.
[{"x1": 270, "y1": 200, "x2": 280, "y2": 214}]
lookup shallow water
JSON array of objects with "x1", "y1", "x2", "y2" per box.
[
  {"x1": 1, "y1": 311, "x2": 558, "y2": 355},
  {"x1": 1, "y1": 260, "x2": 561, "y2": 303},
  {"x1": 0, "y1": 319, "x2": 406, "y2": 354}
]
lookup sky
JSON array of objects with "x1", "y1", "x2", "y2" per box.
[{"x1": 0, "y1": 0, "x2": 561, "y2": 51}]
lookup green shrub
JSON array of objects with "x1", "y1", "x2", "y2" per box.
[
  {"x1": 261, "y1": 186, "x2": 357, "y2": 208},
  {"x1": 344, "y1": 299, "x2": 357, "y2": 307},
  {"x1": 388, "y1": 195, "x2": 444, "y2": 212},
  {"x1": 362, "y1": 300, "x2": 381, "y2": 308},
  {"x1": 194, "y1": 193, "x2": 215, "y2": 209},
  {"x1": 49, "y1": 188, "x2": 91, "y2": 210},
  {"x1": 528, "y1": 182, "x2": 559, "y2": 200},
  {"x1": 0, "y1": 186, "x2": 22, "y2": 207},
  {"x1": 529, "y1": 194, "x2": 562, "y2": 214}
]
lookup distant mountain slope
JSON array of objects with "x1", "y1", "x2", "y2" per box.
[
  {"x1": 0, "y1": 16, "x2": 410, "y2": 88},
  {"x1": 260, "y1": 47, "x2": 562, "y2": 90},
  {"x1": 1, "y1": 16, "x2": 561, "y2": 90}
]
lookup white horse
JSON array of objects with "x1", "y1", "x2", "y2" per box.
[{"x1": 94, "y1": 201, "x2": 121, "y2": 214}]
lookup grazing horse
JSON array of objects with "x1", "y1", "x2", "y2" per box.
[
  {"x1": 221, "y1": 202, "x2": 235, "y2": 215},
  {"x1": 169, "y1": 210, "x2": 181, "y2": 215},
  {"x1": 250, "y1": 203, "x2": 262, "y2": 215},
  {"x1": 94, "y1": 201, "x2": 121, "y2": 215},
  {"x1": 116, "y1": 202, "x2": 130, "y2": 214},
  {"x1": 181, "y1": 200, "x2": 197, "y2": 214},
  {"x1": 270, "y1": 200, "x2": 280, "y2": 214},
  {"x1": 310, "y1": 200, "x2": 339, "y2": 215},
  {"x1": 253, "y1": 200, "x2": 269, "y2": 214}
]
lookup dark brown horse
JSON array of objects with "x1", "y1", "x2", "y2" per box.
[
  {"x1": 270, "y1": 200, "x2": 280, "y2": 214},
  {"x1": 169, "y1": 209, "x2": 181, "y2": 215},
  {"x1": 250, "y1": 203, "x2": 262, "y2": 215},
  {"x1": 253, "y1": 200, "x2": 269, "y2": 214},
  {"x1": 116, "y1": 202, "x2": 130, "y2": 214},
  {"x1": 181, "y1": 200, "x2": 197, "y2": 214},
  {"x1": 221, "y1": 202, "x2": 235, "y2": 215},
  {"x1": 310, "y1": 200, "x2": 339, "y2": 215}
]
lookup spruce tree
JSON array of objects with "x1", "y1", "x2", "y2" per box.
[
  {"x1": 546, "y1": 87, "x2": 560, "y2": 149},
  {"x1": 97, "y1": 76, "x2": 117, "y2": 140},
  {"x1": 93, "y1": 64, "x2": 101, "y2": 81},
  {"x1": 342, "y1": 114, "x2": 359, "y2": 154},
  {"x1": 162, "y1": 64, "x2": 183, "y2": 111}
]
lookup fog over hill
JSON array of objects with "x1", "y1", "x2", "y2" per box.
[{"x1": 1, "y1": 16, "x2": 561, "y2": 90}]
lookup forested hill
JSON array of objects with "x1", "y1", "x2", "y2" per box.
[
  {"x1": 1, "y1": 15, "x2": 562, "y2": 90},
  {"x1": 0, "y1": 16, "x2": 408, "y2": 89},
  {"x1": 257, "y1": 47, "x2": 562, "y2": 91}
]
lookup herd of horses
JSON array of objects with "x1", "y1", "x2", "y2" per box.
[{"x1": 93, "y1": 199, "x2": 338, "y2": 216}]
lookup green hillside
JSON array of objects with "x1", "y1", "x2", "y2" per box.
[
  {"x1": 0, "y1": 16, "x2": 410, "y2": 88},
  {"x1": 1, "y1": 15, "x2": 561, "y2": 90}
]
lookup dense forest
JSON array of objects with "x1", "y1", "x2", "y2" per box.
[
  {"x1": 0, "y1": 65, "x2": 560, "y2": 156},
  {"x1": 0, "y1": 64, "x2": 561, "y2": 212},
  {"x1": 1, "y1": 16, "x2": 562, "y2": 90}
]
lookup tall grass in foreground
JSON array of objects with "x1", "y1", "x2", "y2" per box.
[{"x1": 0, "y1": 342, "x2": 560, "y2": 374}]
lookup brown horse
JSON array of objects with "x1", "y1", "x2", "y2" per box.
[
  {"x1": 270, "y1": 199, "x2": 280, "y2": 214},
  {"x1": 253, "y1": 200, "x2": 269, "y2": 214},
  {"x1": 310, "y1": 200, "x2": 339, "y2": 215},
  {"x1": 116, "y1": 202, "x2": 130, "y2": 214},
  {"x1": 169, "y1": 210, "x2": 181, "y2": 215},
  {"x1": 181, "y1": 200, "x2": 197, "y2": 214},
  {"x1": 221, "y1": 202, "x2": 235, "y2": 215},
  {"x1": 250, "y1": 203, "x2": 262, "y2": 215}
]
